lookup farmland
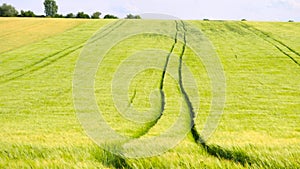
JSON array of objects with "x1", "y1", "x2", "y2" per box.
[{"x1": 0, "y1": 18, "x2": 299, "y2": 168}]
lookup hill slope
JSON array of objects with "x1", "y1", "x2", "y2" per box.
[{"x1": 0, "y1": 18, "x2": 299, "y2": 168}]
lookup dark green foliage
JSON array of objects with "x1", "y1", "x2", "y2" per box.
[
  {"x1": 65, "y1": 13, "x2": 74, "y2": 18},
  {"x1": 20, "y1": 10, "x2": 35, "y2": 17},
  {"x1": 0, "y1": 3, "x2": 18, "y2": 17},
  {"x1": 44, "y1": 0, "x2": 58, "y2": 17},
  {"x1": 54, "y1": 14, "x2": 63, "y2": 18},
  {"x1": 204, "y1": 145, "x2": 254, "y2": 166},
  {"x1": 76, "y1": 12, "x2": 90, "y2": 19},
  {"x1": 91, "y1": 12, "x2": 101, "y2": 19},
  {"x1": 288, "y1": 20, "x2": 294, "y2": 22},
  {"x1": 241, "y1": 19, "x2": 247, "y2": 21},
  {"x1": 203, "y1": 18, "x2": 210, "y2": 21},
  {"x1": 125, "y1": 14, "x2": 141, "y2": 19},
  {"x1": 104, "y1": 14, "x2": 118, "y2": 19}
]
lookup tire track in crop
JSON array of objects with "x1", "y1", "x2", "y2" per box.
[
  {"x1": 177, "y1": 21, "x2": 196, "y2": 128},
  {"x1": 169, "y1": 20, "x2": 206, "y2": 146},
  {"x1": 240, "y1": 22, "x2": 300, "y2": 67},
  {"x1": 88, "y1": 20, "x2": 126, "y2": 45},
  {"x1": 180, "y1": 21, "x2": 254, "y2": 166},
  {"x1": 176, "y1": 21, "x2": 202, "y2": 144},
  {"x1": 0, "y1": 45, "x2": 82, "y2": 84},
  {"x1": 2, "y1": 46, "x2": 75, "y2": 77},
  {"x1": 176, "y1": 20, "x2": 208, "y2": 150},
  {"x1": 0, "y1": 21, "x2": 124, "y2": 85},
  {"x1": 132, "y1": 21, "x2": 181, "y2": 137},
  {"x1": 1, "y1": 21, "x2": 123, "y2": 79}
]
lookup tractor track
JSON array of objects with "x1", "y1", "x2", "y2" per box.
[
  {"x1": 1, "y1": 46, "x2": 77, "y2": 78},
  {"x1": 0, "y1": 20, "x2": 124, "y2": 85},
  {"x1": 179, "y1": 21, "x2": 254, "y2": 166},
  {"x1": 133, "y1": 20, "x2": 181, "y2": 138},
  {"x1": 178, "y1": 22, "x2": 196, "y2": 128},
  {"x1": 0, "y1": 45, "x2": 83, "y2": 84},
  {"x1": 176, "y1": 21, "x2": 203, "y2": 145},
  {"x1": 87, "y1": 20, "x2": 126, "y2": 45},
  {"x1": 240, "y1": 22, "x2": 300, "y2": 67}
]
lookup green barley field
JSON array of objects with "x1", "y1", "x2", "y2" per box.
[{"x1": 0, "y1": 18, "x2": 299, "y2": 168}]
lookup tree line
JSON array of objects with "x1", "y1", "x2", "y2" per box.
[{"x1": 0, "y1": 0, "x2": 141, "y2": 19}]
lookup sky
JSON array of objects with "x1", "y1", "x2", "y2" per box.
[{"x1": 2, "y1": 0, "x2": 300, "y2": 21}]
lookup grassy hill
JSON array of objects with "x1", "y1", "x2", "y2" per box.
[{"x1": 0, "y1": 18, "x2": 299, "y2": 168}]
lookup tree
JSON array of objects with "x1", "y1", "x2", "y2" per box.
[
  {"x1": 125, "y1": 14, "x2": 141, "y2": 19},
  {"x1": 20, "y1": 10, "x2": 35, "y2": 17},
  {"x1": 76, "y1": 12, "x2": 90, "y2": 19},
  {"x1": 104, "y1": 14, "x2": 118, "y2": 19},
  {"x1": 0, "y1": 3, "x2": 18, "y2": 17},
  {"x1": 44, "y1": 0, "x2": 58, "y2": 17},
  {"x1": 91, "y1": 12, "x2": 101, "y2": 19}
]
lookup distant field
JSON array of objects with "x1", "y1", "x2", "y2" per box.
[
  {"x1": 0, "y1": 18, "x2": 299, "y2": 168},
  {"x1": 0, "y1": 18, "x2": 96, "y2": 54}
]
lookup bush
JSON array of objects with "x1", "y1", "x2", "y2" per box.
[
  {"x1": 288, "y1": 20, "x2": 294, "y2": 22},
  {"x1": 241, "y1": 19, "x2": 247, "y2": 21},
  {"x1": 76, "y1": 12, "x2": 90, "y2": 19},
  {"x1": 125, "y1": 14, "x2": 141, "y2": 19},
  {"x1": 91, "y1": 12, "x2": 101, "y2": 19},
  {"x1": 20, "y1": 10, "x2": 35, "y2": 17},
  {"x1": 65, "y1": 13, "x2": 75, "y2": 18},
  {"x1": 104, "y1": 14, "x2": 118, "y2": 19},
  {"x1": 203, "y1": 19, "x2": 209, "y2": 21},
  {"x1": 54, "y1": 14, "x2": 64, "y2": 18}
]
